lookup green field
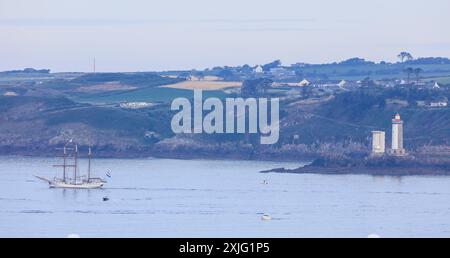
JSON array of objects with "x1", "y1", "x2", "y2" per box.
[
  {"x1": 428, "y1": 76, "x2": 450, "y2": 84},
  {"x1": 73, "y1": 87, "x2": 229, "y2": 104}
]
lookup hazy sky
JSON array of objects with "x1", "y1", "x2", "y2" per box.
[{"x1": 1, "y1": 0, "x2": 449, "y2": 72}]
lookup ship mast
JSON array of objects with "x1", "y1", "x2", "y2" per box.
[
  {"x1": 53, "y1": 142, "x2": 76, "y2": 182},
  {"x1": 63, "y1": 146, "x2": 67, "y2": 183},
  {"x1": 74, "y1": 144, "x2": 78, "y2": 184},
  {"x1": 88, "y1": 147, "x2": 92, "y2": 182}
]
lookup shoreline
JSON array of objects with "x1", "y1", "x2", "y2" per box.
[
  {"x1": 261, "y1": 165, "x2": 450, "y2": 176},
  {"x1": 0, "y1": 146, "x2": 318, "y2": 162},
  {"x1": 260, "y1": 154, "x2": 450, "y2": 176},
  {"x1": 0, "y1": 153, "x2": 311, "y2": 164}
]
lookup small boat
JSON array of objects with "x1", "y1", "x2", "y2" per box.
[
  {"x1": 261, "y1": 214, "x2": 272, "y2": 221},
  {"x1": 35, "y1": 141, "x2": 106, "y2": 189}
]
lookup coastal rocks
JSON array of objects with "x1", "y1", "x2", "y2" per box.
[{"x1": 261, "y1": 154, "x2": 450, "y2": 176}]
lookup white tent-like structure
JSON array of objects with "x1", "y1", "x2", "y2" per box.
[
  {"x1": 338, "y1": 80, "x2": 347, "y2": 87},
  {"x1": 297, "y1": 79, "x2": 310, "y2": 87}
]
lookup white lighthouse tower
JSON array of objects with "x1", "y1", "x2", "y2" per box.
[{"x1": 389, "y1": 113, "x2": 406, "y2": 156}]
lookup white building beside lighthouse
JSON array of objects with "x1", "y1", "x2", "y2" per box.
[
  {"x1": 389, "y1": 113, "x2": 406, "y2": 156},
  {"x1": 371, "y1": 131, "x2": 386, "y2": 155}
]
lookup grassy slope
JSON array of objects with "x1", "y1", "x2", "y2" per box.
[
  {"x1": 280, "y1": 91, "x2": 450, "y2": 148},
  {"x1": 428, "y1": 76, "x2": 450, "y2": 84},
  {"x1": 0, "y1": 96, "x2": 174, "y2": 145},
  {"x1": 73, "y1": 87, "x2": 228, "y2": 104},
  {"x1": 38, "y1": 72, "x2": 228, "y2": 104}
]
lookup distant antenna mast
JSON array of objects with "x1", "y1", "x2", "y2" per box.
[{"x1": 93, "y1": 57, "x2": 96, "y2": 73}]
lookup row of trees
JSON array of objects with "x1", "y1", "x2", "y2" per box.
[
  {"x1": 403, "y1": 67, "x2": 423, "y2": 83},
  {"x1": 397, "y1": 52, "x2": 425, "y2": 83},
  {"x1": 397, "y1": 52, "x2": 414, "y2": 63},
  {"x1": 397, "y1": 52, "x2": 450, "y2": 64}
]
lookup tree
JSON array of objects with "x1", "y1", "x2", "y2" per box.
[
  {"x1": 361, "y1": 77, "x2": 376, "y2": 88},
  {"x1": 217, "y1": 69, "x2": 233, "y2": 80},
  {"x1": 397, "y1": 52, "x2": 413, "y2": 63},
  {"x1": 302, "y1": 85, "x2": 312, "y2": 99},
  {"x1": 241, "y1": 78, "x2": 273, "y2": 97},
  {"x1": 258, "y1": 78, "x2": 273, "y2": 95},
  {"x1": 339, "y1": 57, "x2": 374, "y2": 65},
  {"x1": 262, "y1": 60, "x2": 281, "y2": 72},
  {"x1": 193, "y1": 71, "x2": 205, "y2": 80},
  {"x1": 413, "y1": 68, "x2": 423, "y2": 83},
  {"x1": 240, "y1": 64, "x2": 252, "y2": 73},
  {"x1": 294, "y1": 70, "x2": 304, "y2": 79},
  {"x1": 177, "y1": 72, "x2": 191, "y2": 79},
  {"x1": 241, "y1": 80, "x2": 257, "y2": 97},
  {"x1": 403, "y1": 67, "x2": 414, "y2": 83}
]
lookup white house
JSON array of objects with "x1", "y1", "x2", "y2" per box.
[
  {"x1": 120, "y1": 102, "x2": 154, "y2": 109},
  {"x1": 2, "y1": 91, "x2": 18, "y2": 97},
  {"x1": 430, "y1": 101, "x2": 448, "y2": 107},
  {"x1": 253, "y1": 65, "x2": 263, "y2": 73}
]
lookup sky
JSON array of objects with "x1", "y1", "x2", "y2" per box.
[{"x1": 0, "y1": 0, "x2": 449, "y2": 72}]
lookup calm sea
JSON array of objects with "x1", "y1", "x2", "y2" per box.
[{"x1": 1, "y1": 157, "x2": 449, "y2": 237}]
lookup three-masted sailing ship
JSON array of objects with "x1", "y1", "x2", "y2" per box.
[{"x1": 35, "y1": 141, "x2": 106, "y2": 189}]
